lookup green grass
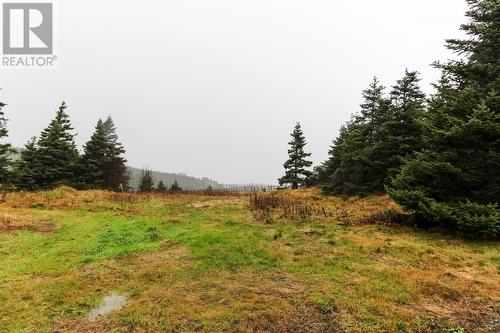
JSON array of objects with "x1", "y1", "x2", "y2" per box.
[{"x1": 0, "y1": 192, "x2": 498, "y2": 332}]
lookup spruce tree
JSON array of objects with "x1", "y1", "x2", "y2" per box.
[
  {"x1": 79, "y1": 119, "x2": 108, "y2": 189},
  {"x1": 36, "y1": 102, "x2": 79, "y2": 188},
  {"x1": 138, "y1": 169, "x2": 154, "y2": 192},
  {"x1": 377, "y1": 69, "x2": 426, "y2": 178},
  {"x1": 0, "y1": 101, "x2": 12, "y2": 185},
  {"x1": 170, "y1": 180, "x2": 181, "y2": 191},
  {"x1": 388, "y1": 0, "x2": 500, "y2": 238},
  {"x1": 327, "y1": 120, "x2": 371, "y2": 195},
  {"x1": 359, "y1": 77, "x2": 386, "y2": 144},
  {"x1": 102, "y1": 116, "x2": 125, "y2": 157},
  {"x1": 322, "y1": 125, "x2": 349, "y2": 184},
  {"x1": 157, "y1": 180, "x2": 167, "y2": 192},
  {"x1": 323, "y1": 78, "x2": 393, "y2": 195},
  {"x1": 102, "y1": 116, "x2": 128, "y2": 191},
  {"x1": 278, "y1": 122, "x2": 312, "y2": 189},
  {"x1": 14, "y1": 137, "x2": 40, "y2": 190}
]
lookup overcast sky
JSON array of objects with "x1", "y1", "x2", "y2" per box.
[{"x1": 0, "y1": 0, "x2": 468, "y2": 184}]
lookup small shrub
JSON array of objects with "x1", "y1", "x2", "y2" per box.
[
  {"x1": 326, "y1": 239, "x2": 336, "y2": 246},
  {"x1": 29, "y1": 202, "x2": 45, "y2": 209},
  {"x1": 144, "y1": 227, "x2": 162, "y2": 241},
  {"x1": 447, "y1": 327, "x2": 465, "y2": 333},
  {"x1": 225, "y1": 220, "x2": 237, "y2": 226},
  {"x1": 314, "y1": 299, "x2": 336, "y2": 313},
  {"x1": 272, "y1": 230, "x2": 282, "y2": 240}
]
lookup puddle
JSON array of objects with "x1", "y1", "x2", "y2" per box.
[{"x1": 87, "y1": 293, "x2": 126, "y2": 321}]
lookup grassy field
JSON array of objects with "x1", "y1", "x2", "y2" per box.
[{"x1": 0, "y1": 187, "x2": 498, "y2": 333}]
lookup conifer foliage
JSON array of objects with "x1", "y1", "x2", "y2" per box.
[
  {"x1": 0, "y1": 101, "x2": 12, "y2": 185},
  {"x1": 79, "y1": 119, "x2": 108, "y2": 189},
  {"x1": 279, "y1": 122, "x2": 312, "y2": 189},
  {"x1": 102, "y1": 116, "x2": 128, "y2": 191},
  {"x1": 170, "y1": 180, "x2": 181, "y2": 191},
  {"x1": 388, "y1": 0, "x2": 500, "y2": 238},
  {"x1": 157, "y1": 180, "x2": 167, "y2": 192},
  {"x1": 322, "y1": 71, "x2": 425, "y2": 196},
  {"x1": 138, "y1": 169, "x2": 154, "y2": 192},
  {"x1": 12, "y1": 103, "x2": 128, "y2": 192},
  {"x1": 36, "y1": 102, "x2": 79, "y2": 188},
  {"x1": 14, "y1": 137, "x2": 39, "y2": 191},
  {"x1": 318, "y1": 0, "x2": 499, "y2": 238}
]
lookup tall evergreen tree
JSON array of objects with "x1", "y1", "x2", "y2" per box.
[
  {"x1": 13, "y1": 137, "x2": 40, "y2": 190},
  {"x1": 388, "y1": 0, "x2": 500, "y2": 238},
  {"x1": 138, "y1": 169, "x2": 154, "y2": 192},
  {"x1": 377, "y1": 70, "x2": 426, "y2": 178},
  {"x1": 359, "y1": 77, "x2": 386, "y2": 144},
  {"x1": 79, "y1": 119, "x2": 108, "y2": 189},
  {"x1": 102, "y1": 116, "x2": 125, "y2": 157},
  {"x1": 321, "y1": 71, "x2": 425, "y2": 196},
  {"x1": 101, "y1": 116, "x2": 128, "y2": 191},
  {"x1": 278, "y1": 122, "x2": 312, "y2": 189},
  {"x1": 36, "y1": 102, "x2": 79, "y2": 188},
  {"x1": 0, "y1": 101, "x2": 12, "y2": 185},
  {"x1": 323, "y1": 125, "x2": 349, "y2": 182},
  {"x1": 323, "y1": 120, "x2": 368, "y2": 195}
]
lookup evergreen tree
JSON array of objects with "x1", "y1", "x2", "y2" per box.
[
  {"x1": 138, "y1": 169, "x2": 154, "y2": 192},
  {"x1": 0, "y1": 101, "x2": 12, "y2": 185},
  {"x1": 322, "y1": 120, "x2": 369, "y2": 195},
  {"x1": 278, "y1": 122, "x2": 313, "y2": 189},
  {"x1": 157, "y1": 180, "x2": 167, "y2": 192},
  {"x1": 13, "y1": 137, "x2": 40, "y2": 190},
  {"x1": 377, "y1": 70, "x2": 426, "y2": 178},
  {"x1": 170, "y1": 180, "x2": 181, "y2": 191},
  {"x1": 79, "y1": 119, "x2": 108, "y2": 189},
  {"x1": 102, "y1": 116, "x2": 125, "y2": 157},
  {"x1": 359, "y1": 77, "x2": 386, "y2": 144},
  {"x1": 36, "y1": 102, "x2": 79, "y2": 188},
  {"x1": 322, "y1": 77, "x2": 395, "y2": 195},
  {"x1": 323, "y1": 71, "x2": 425, "y2": 195},
  {"x1": 102, "y1": 116, "x2": 128, "y2": 191},
  {"x1": 323, "y1": 125, "x2": 349, "y2": 183},
  {"x1": 304, "y1": 165, "x2": 327, "y2": 187},
  {"x1": 388, "y1": 0, "x2": 500, "y2": 238}
]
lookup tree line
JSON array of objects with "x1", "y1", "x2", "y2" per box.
[
  {"x1": 279, "y1": 0, "x2": 499, "y2": 239},
  {"x1": 0, "y1": 101, "x2": 128, "y2": 191},
  {"x1": 136, "y1": 168, "x2": 183, "y2": 192}
]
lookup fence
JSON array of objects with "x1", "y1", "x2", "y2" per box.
[{"x1": 131, "y1": 185, "x2": 278, "y2": 196}]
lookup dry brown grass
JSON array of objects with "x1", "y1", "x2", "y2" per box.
[
  {"x1": 250, "y1": 188, "x2": 406, "y2": 225},
  {"x1": 0, "y1": 208, "x2": 55, "y2": 233},
  {"x1": 2, "y1": 187, "x2": 244, "y2": 220},
  {"x1": 4, "y1": 186, "x2": 149, "y2": 210},
  {"x1": 188, "y1": 197, "x2": 245, "y2": 208}
]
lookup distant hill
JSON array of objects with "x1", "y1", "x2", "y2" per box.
[
  {"x1": 9, "y1": 147, "x2": 271, "y2": 190},
  {"x1": 127, "y1": 167, "x2": 224, "y2": 190}
]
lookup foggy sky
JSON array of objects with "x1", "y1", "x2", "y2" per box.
[{"x1": 0, "y1": 0, "x2": 468, "y2": 184}]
